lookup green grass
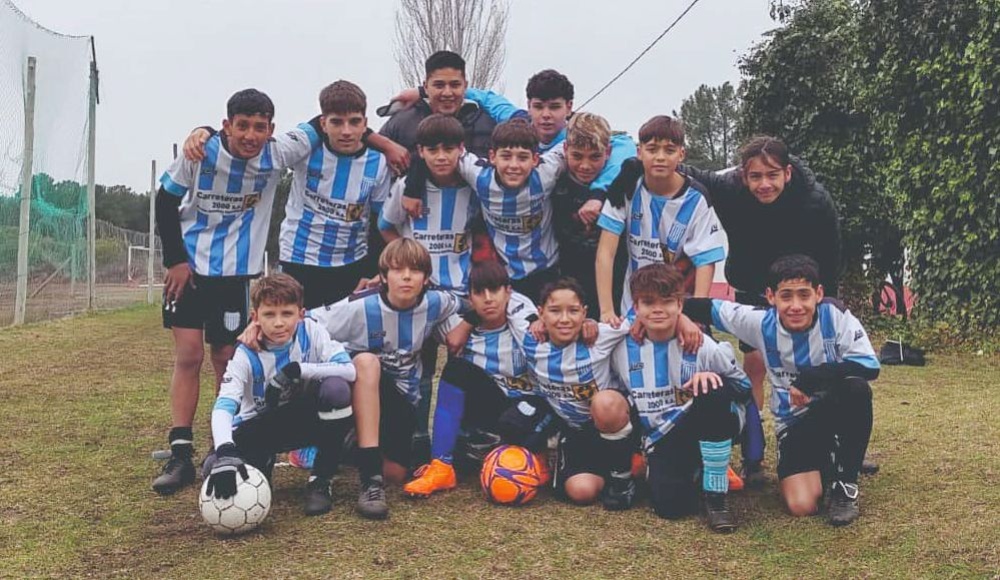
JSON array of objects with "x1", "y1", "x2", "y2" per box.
[{"x1": 1, "y1": 306, "x2": 997, "y2": 579}]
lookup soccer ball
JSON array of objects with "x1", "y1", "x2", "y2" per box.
[
  {"x1": 480, "y1": 445, "x2": 543, "y2": 506},
  {"x1": 198, "y1": 464, "x2": 272, "y2": 536}
]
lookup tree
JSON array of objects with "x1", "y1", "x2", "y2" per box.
[
  {"x1": 393, "y1": 0, "x2": 509, "y2": 89},
  {"x1": 675, "y1": 82, "x2": 740, "y2": 170}
]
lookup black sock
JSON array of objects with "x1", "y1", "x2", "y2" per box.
[
  {"x1": 168, "y1": 426, "x2": 193, "y2": 459},
  {"x1": 357, "y1": 446, "x2": 382, "y2": 483},
  {"x1": 312, "y1": 418, "x2": 352, "y2": 479},
  {"x1": 599, "y1": 436, "x2": 634, "y2": 477},
  {"x1": 831, "y1": 379, "x2": 873, "y2": 484}
]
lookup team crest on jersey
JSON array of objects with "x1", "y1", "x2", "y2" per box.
[
  {"x1": 571, "y1": 380, "x2": 598, "y2": 401},
  {"x1": 520, "y1": 213, "x2": 543, "y2": 231},
  {"x1": 345, "y1": 203, "x2": 365, "y2": 222},
  {"x1": 368, "y1": 329, "x2": 387, "y2": 340},
  {"x1": 241, "y1": 193, "x2": 261, "y2": 210},
  {"x1": 505, "y1": 374, "x2": 532, "y2": 392},
  {"x1": 673, "y1": 384, "x2": 694, "y2": 406},
  {"x1": 452, "y1": 232, "x2": 469, "y2": 253},
  {"x1": 661, "y1": 245, "x2": 677, "y2": 264}
]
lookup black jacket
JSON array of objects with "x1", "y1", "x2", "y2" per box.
[
  {"x1": 682, "y1": 157, "x2": 841, "y2": 295},
  {"x1": 378, "y1": 100, "x2": 496, "y2": 158}
]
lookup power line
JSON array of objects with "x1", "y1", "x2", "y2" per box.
[{"x1": 577, "y1": 0, "x2": 705, "y2": 110}]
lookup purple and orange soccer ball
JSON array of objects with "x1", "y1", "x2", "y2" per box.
[{"x1": 480, "y1": 444, "x2": 544, "y2": 506}]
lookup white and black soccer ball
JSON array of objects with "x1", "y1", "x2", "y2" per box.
[{"x1": 198, "y1": 464, "x2": 272, "y2": 536}]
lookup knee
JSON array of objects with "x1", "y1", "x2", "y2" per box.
[
  {"x1": 352, "y1": 353, "x2": 381, "y2": 383},
  {"x1": 591, "y1": 390, "x2": 630, "y2": 433},
  {"x1": 564, "y1": 476, "x2": 602, "y2": 505},
  {"x1": 439, "y1": 358, "x2": 479, "y2": 390},
  {"x1": 174, "y1": 341, "x2": 204, "y2": 371},
  {"x1": 843, "y1": 377, "x2": 873, "y2": 401},
  {"x1": 785, "y1": 492, "x2": 821, "y2": 517},
  {"x1": 316, "y1": 376, "x2": 352, "y2": 413}
]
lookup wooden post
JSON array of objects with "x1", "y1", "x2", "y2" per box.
[{"x1": 13, "y1": 56, "x2": 37, "y2": 326}]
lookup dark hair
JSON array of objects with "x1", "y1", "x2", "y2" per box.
[
  {"x1": 526, "y1": 69, "x2": 574, "y2": 102},
  {"x1": 319, "y1": 80, "x2": 367, "y2": 116},
  {"x1": 767, "y1": 254, "x2": 821, "y2": 290},
  {"x1": 251, "y1": 273, "x2": 303, "y2": 308},
  {"x1": 416, "y1": 114, "x2": 465, "y2": 147},
  {"x1": 491, "y1": 119, "x2": 539, "y2": 152},
  {"x1": 468, "y1": 260, "x2": 511, "y2": 293},
  {"x1": 638, "y1": 115, "x2": 685, "y2": 145},
  {"x1": 227, "y1": 89, "x2": 275, "y2": 120},
  {"x1": 739, "y1": 135, "x2": 790, "y2": 170},
  {"x1": 629, "y1": 263, "x2": 685, "y2": 303},
  {"x1": 539, "y1": 277, "x2": 587, "y2": 308},
  {"x1": 425, "y1": 50, "x2": 466, "y2": 77}
]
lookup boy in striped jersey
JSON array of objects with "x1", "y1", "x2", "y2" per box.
[
  {"x1": 206, "y1": 274, "x2": 387, "y2": 519},
  {"x1": 523, "y1": 278, "x2": 637, "y2": 510},
  {"x1": 403, "y1": 261, "x2": 556, "y2": 497},
  {"x1": 683, "y1": 255, "x2": 878, "y2": 526},
  {"x1": 378, "y1": 114, "x2": 478, "y2": 296},
  {"x1": 610, "y1": 263, "x2": 751, "y2": 532},
  {"x1": 153, "y1": 89, "x2": 323, "y2": 495},
  {"x1": 308, "y1": 239, "x2": 465, "y2": 484},
  {"x1": 596, "y1": 115, "x2": 726, "y2": 320}
]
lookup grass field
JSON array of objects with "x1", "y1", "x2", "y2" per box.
[{"x1": 0, "y1": 305, "x2": 997, "y2": 579}]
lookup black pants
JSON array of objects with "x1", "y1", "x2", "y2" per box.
[
  {"x1": 647, "y1": 387, "x2": 740, "y2": 519},
  {"x1": 232, "y1": 377, "x2": 353, "y2": 479},
  {"x1": 279, "y1": 260, "x2": 371, "y2": 309},
  {"x1": 510, "y1": 265, "x2": 561, "y2": 304},
  {"x1": 777, "y1": 377, "x2": 873, "y2": 484}
]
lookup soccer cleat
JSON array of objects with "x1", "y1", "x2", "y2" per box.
[
  {"x1": 861, "y1": 459, "x2": 880, "y2": 476},
  {"x1": 288, "y1": 446, "x2": 317, "y2": 470},
  {"x1": 630, "y1": 452, "x2": 647, "y2": 479},
  {"x1": 727, "y1": 466, "x2": 745, "y2": 491},
  {"x1": 303, "y1": 476, "x2": 333, "y2": 516},
  {"x1": 152, "y1": 454, "x2": 195, "y2": 496},
  {"x1": 828, "y1": 481, "x2": 860, "y2": 526},
  {"x1": 403, "y1": 459, "x2": 457, "y2": 497},
  {"x1": 534, "y1": 452, "x2": 552, "y2": 487},
  {"x1": 742, "y1": 460, "x2": 767, "y2": 490},
  {"x1": 704, "y1": 492, "x2": 738, "y2": 533},
  {"x1": 601, "y1": 472, "x2": 637, "y2": 511},
  {"x1": 357, "y1": 475, "x2": 389, "y2": 520}
]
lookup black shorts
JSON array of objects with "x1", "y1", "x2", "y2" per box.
[
  {"x1": 379, "y1": 374, "x2": 418, "y2": 469},
  {"x1": 162, "y1": 274, "x2": 251, "y2": 346},
  {"x1": 279, "y1": 260, "x2": 371, "y2": 310},
  {"x1": 510, "y1": 265, "x2": 561, "y2": 305},
  {"x1": 776, "y1": 412, "x2": 835, "y2": 481},
  {"x1": 734, "y1": 290, "x2": 769, "y2": 353},
  {"x1": 553, "y1": 420, "x2": 638, "y2": 488}
]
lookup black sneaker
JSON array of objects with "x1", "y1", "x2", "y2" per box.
[
  {"x1": 742, "y1": 461, "x2": 766, "y2": 490},
  {"x1": 303, "y1": 477, "x2": 333, "y2": 516},
  {"x1": 152, "y1": 454, "x2": 195, "y2": 496},
  {"x1": 601, "y1": 472, "x2": 636, "y2": 511},
  {"x1": 828, "y1": 481, "x2": 860, "y2": 526},
  {"x1": 704, "y1": 492, "x2": 737, "y2": 533},
  {"x1": 357, "y1": 475, "x2": 389, "y2": 520}
]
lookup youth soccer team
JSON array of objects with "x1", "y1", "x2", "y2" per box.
[{"x1": 151, "y1": 50, "x2": 879, "y2": 532}]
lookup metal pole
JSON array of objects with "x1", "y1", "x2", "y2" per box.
[
  {"x1": 13, "y1": 56, "x2": 37, "y2": 326},
  {"x1": 147, "y1": 160, "x2": 156, "y2": 303},
  {"x1": 86, "y1": 59, "x2": 98, "y2": 310}
]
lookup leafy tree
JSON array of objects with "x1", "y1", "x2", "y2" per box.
[{"x1": 675, "y1": 82, "x2": 740, "y2": 170}]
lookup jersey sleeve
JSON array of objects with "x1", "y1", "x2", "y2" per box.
[
  {"x1": 456, "y1": 152, "x2": 489, "y2": 188},
  {"x1": 300, "y1": 320, "x2": 358, "y2": 382},
  {"x1": 379, "y1": 179, "x2": 408, "y2": 231},
  {"x1": 837, "y1": 309, "x2": 880, "y2": 370},
  {"x1": 592, "y1": 321, "x2": 630, "y2": 359},
  {"x1": 463, "y1": 88, "x2": 524, "y2": 123},
  {"x1": 684, "y1": 201, "x2": 726, "y2": 267},
  {"x1": 589, "y1": 133, "x2": 637, "y2": 193},
  {"x1": 271, "y1": 121, "x2": 323, "y2": 169},
  {"x1": 505, "y1": 291, "x2": 540, "y2": 343},
  {"x1": 211, "y1": 352, "x2": 252, "y2": 448},
  {"x1": 708, "y1": 299, "x2": 767, "y2": 350},
  {"x1": 308, "y1": 298, "x2": 365, "y2": 351},
  {"x1": 159, "y1": 154, "x2": 197, "y2": 198},
  {"x1": 596, "y1": 198, "x2": 628, "y2": 236},
  {"x1": 537, "y1": 146, "x2": 567, "y2": 190}
]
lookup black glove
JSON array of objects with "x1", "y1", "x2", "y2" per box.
[
  {"x1": 606, "y1": 157, "x2": 644, "y2": 208},
  {"x1": 497, "y1": 397, "x2": 555, "y2": 451},
  {"x1": 205, "y1": 443, "x2": 248, "y2": 500},
  {"x1": 402, "y1": 157, "x2": 430, "y2": 199},
  {"x1": 264, "y1": 362, "x2": 303, "y2": 411}
]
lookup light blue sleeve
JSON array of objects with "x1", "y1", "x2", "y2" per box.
[
  {"x1": 590, "y1": 133, "x2": 637, "y2": 192},
  {"x1": 464, "y1": 88, "x2": 524, "y2": 123}
]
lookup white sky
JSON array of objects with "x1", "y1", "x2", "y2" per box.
[{"x1": 11, "y1": 0, "x2": 776, "y2": 193}]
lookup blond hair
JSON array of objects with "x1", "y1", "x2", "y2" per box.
[
  {"x1": 378, "y1": 238, "x2": 433, "y2": 279},
  {"x1": 565, "y1": 112, "x2": 611, "y2": 151}
]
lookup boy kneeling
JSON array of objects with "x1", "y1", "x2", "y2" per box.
[{"x1": 206, "y1": 274, "x2": 383, "y2": 518}]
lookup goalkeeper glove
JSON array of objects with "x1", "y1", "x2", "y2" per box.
[
  {"x1": 205, "y1": 443, "x2": 248, "y2": 500},
  {"x1": 264, "y1": 362, "x2": 303, "y2": 411}
]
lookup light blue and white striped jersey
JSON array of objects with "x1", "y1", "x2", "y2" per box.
[
  {"x1": 522, "y1": 323, "x2": 628, "y2": 429},
  {"x1": 597, "y1": 179, "x2": 726, "y2": 312},
  {"x1": 160, "y1": 125, "x2": 321, "y2": 276},
  {"x1": 310, "y1": 288, "x2": 462, "y2": 404},
  {"x1": 611, "y1": 334, "x2": 750, "y2": 451},
  {"x1": 457, "y1": 150, "x2": 564, "y2": 280},
  {"x1": 211, "y1": 317, "x2": 355, "y2": 447},
  {"x1": 709, "y1": 299, "x2": 879, "y2": 434},
  {"x1": 279, "y1": 145, "x2": 391, "y2": 267},
  {"x1": 438, "y1": 291, "x2": 538, "y2": 397},
  {"x1": 378, "y1": 177, "x2": 479, "y2": 294}
]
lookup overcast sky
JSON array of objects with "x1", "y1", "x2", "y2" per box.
[{"x1": 12, "y1": 0, "x2": 777, "y2": 193}]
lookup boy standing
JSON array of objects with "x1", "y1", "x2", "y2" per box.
[
  {"x1": 610, "y1": 263, "x2": 750, "y2": 532},
  {"x1": 595, "y1": 115, "x2": 726, "y2": 320},
  {"x1": 206, "y1": 274, "x2": 387, "y2": 519},
  {"x1": 683, "y1": 254, "x2": 878, "y2": 526},
  {"x1": 153, "y1": 89, "x2": 321, "y2": 495}
]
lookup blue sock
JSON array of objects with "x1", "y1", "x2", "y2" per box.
[
  {"x1": 700, "y1": 439, "x2": 733, "y2": 494},
  {"x1": 430, "y1": 378, "x2": 465, "y2": 464},
  {"x1": 743, "y1": 399, "x2": 765, "y2": 464}
]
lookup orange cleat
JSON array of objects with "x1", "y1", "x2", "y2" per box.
[
  {"x1": 727, "y1": 466, "x2": 745, "y2": 492},
  {"x1": 403, "y1": 459, "x2": 457, "y2": 497},
  {"x1": 534, "y1": 452, "x2": 552, "y2": 487},
  {"x1": 631, "y1": 452, "x2": 647, "y2": 479}
]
